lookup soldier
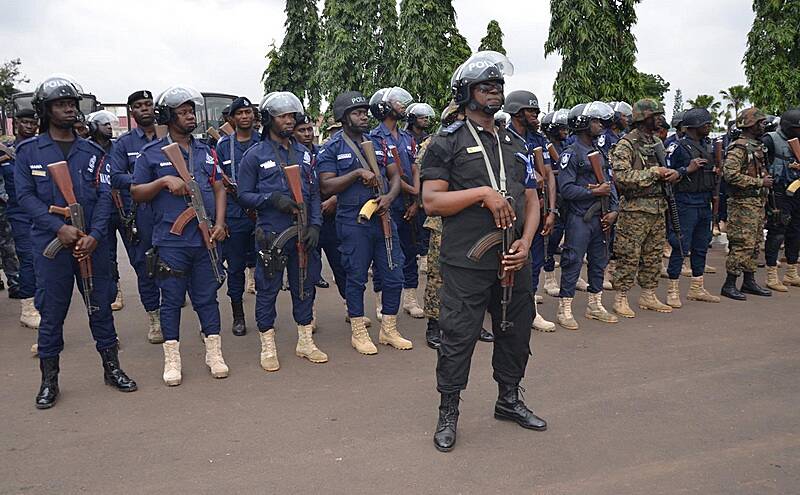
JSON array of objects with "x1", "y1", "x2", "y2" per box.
[
  {"x1": 720, "y1": 108, "x2": 773, "y2": 300},
  {"x1": 16, "y1": 75, "x2": 137, "y2": 408},
  {"x1": 610, "y1": 98, "x2": 680, "y2": 317},
  {"x1": 0, "y1": 159, "x2": 21, "y2": 297},
  {"x1": 762, "y1": 109, "x2": 800, "y2": 291},
  {"x1": 369, "y1": 87, "x2": 425, "y2": 319},
  {"x1": 663, "y1": 108, "x2": 721, "y2": 306},
  {"x1": 107, "y1": 90, "x2": 163, "y2": 343},
  {"x1": 215, "y1": 97, "x2": 260, "y2": 336},
  {"x1": 318, "y1": 90, "x2": 412, "y2": 355},
  {"x1": 237, "y1": 92, "x2": 327, "y2": 370},
  {"x1": 504, "y1": 90, "x2": 556, "y2": 332},
  {"x1": 1, "y1": 107, "x2": 40, "y2": 329},
  {"x1": 421, "y1": 51, "x2": 546, "y2": 453},
  {"x1": 132, "y1": 85, "x2": 229, "y2": 385},
  {"x1": 556, "y1": 102, "x2": 619, "y2": 330}
]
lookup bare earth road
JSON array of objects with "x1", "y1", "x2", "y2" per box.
[{"x1": 1, "y1": 248, "x2": 798, "y2": 495}]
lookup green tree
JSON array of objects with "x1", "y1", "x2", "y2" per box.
[
  {"x1": 687, "y1": 94, "x2": 723, "y2": 129},
  {"x1": 262, "y1": 0, "x2": 320, "y2": 114},
  {"x1": 544, "y1": 0, "x2": 644, "y2": 107},
  {"x1": 0, "y1": 58, "x2": 29, "y2": 111},
  {"x1": 478, "y1": 20, "x2": 506, "y2": 55},
  {"x1": 719, "y1": 85, "x2": 750, "y2": 118},
  {"x1": 397, "y1": 0, "x2": 471, "y2": 114},
  {"x1": 672, "y1": 88, "x2": 684, "y2": 116},
  {"x1": 638, "y1": 73, "x2": 670, "y2": 102},
  {"x1": 744, "y1": 0, "x2": 800, "y2": 114}
]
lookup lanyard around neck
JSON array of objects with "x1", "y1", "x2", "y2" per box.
[{"x1": 466, "y1": 120, "x2": 506, "y2": 194}]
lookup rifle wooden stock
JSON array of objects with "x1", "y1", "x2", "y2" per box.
[
  {"x1": 207, "y1": 127, "x2": 221, "y2": 141},
  {"x1": 161, "y1": 143, "x2": 214, "y2": 250},
  {"x1": 161, "y1": 143, "x2": 191, "y2": 183},
  {"x1": 156, "y1": 125, "x2": 168, "y2": 139},
  {"x1": 284, "y1": 164, "x2": 308, "y2": 298},
  {"x1": 789, "y1": 138, "x2": 800, "y2": 162},
  {"x1": 219, "y1": 122, "x2": 233, "y2": 136},
  {"x1": 360, "y1": 140, "x2": 396, "y2": 269},
  {"x1": 359, "y1": 140, "x2": 386, "y2": 194},
  {"x1": 587, "y1": 152, "x2": 606, "y2": 186},
  {"x1": 47, "y1": 161, "x2": 78, "y2": 204},
  {"x1": 714, "y1": 139, "x2": 724, "y2": 175}
]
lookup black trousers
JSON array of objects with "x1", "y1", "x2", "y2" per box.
[
  {"x1": 436, "y1": 262, "x2": 533, "y2": 394},
  {"x1": 765, "y1": 189, "x2": 800, "y2": 266}
]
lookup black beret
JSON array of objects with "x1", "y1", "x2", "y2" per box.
[
  {"x1": 229, "y1": 97, "x2": 252, "y2": 115},
  {"x1": 127, "y1": 90, "x2": 153, "y2": 106},
  {"x1": 15, "y1": 108, "x2": 37, "y2": 119}
]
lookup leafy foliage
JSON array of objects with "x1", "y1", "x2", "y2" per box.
[
  {"x1": 672, "y1": 88, "x2": 684, "y2": 116},
  {"x1": 744, "y1": 0, "x2": 800, "y2": 114},
  {"x1": 0, "y1": 58, "x2": 29, "y2": 111},
  {"x1": 397, "y1": 0, "x2": 471, "y2": 115},
  {"x1": 719, "y1": 85, "x2": 750, "y2": 118},
  {"x1": 638, "y1": 73, "x2": 670, "y2": 102},
  {"x1": 478, "y1": 20, "x2": 506, "y2": 55},
  {"x1": 687, "y1": 94, "x2": 724, "y2": 130}
]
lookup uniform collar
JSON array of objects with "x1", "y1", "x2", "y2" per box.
[{"x1": 38, "y1": 130, "x2": 79, "y2": 150}]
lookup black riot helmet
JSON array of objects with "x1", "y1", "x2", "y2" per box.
[
  {"x1": 764, "y1": 114, "x2": 780, "y2": 133},
  {"x1": 540, "y1": 111, "x2": 554, "y2": 134},
  {"x1": 671, "y1": 110, "x2": 686, "y2": 129},
  {"x1": 504, "y1": 90, "x2": 539, "y2": 115},
  {"x1": 333, "y1": 91, "x2": 370, "y2": 122},
  {"x1": 369, "y1": 87, "x2": 413, "y2": 121},
  {"x1": 568, "y1": 101, "x2": 614, "y2": 132},
  {"x1": 32, "y1": 75, "x2": 83, "y2": 123},
  {"x1": 450, "y1": 51, "x2": 514, "y2": 112},
  {"x1": 681, "y1": 108, "x2": 712, "y2": 128},
  {"x1": 779, "y1": 108, "x2": 800, "y2": 135}
]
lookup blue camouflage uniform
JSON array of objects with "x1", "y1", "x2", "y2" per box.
[
  {"x1": 557, "y1": 139, "x2": 619, "y2": 297},
  {"x1": 107, "y1": 127, "x2": 160, "y2": 312},
  {"x1": 237, "y1": 137, "x2": 321, "y2": 330},
  {"x1": 14, "y1": 132, "x2": 118, "y2": 358},
  {"x1": 133, "y1": 137, "x2": 224, "y2": 340},
  {"x1": 215, "y1": 132, "x2": 260, "y2": 304},
  {"x1": 316, "y1": 130, "x2": 405, "y2": 317},
  {"x1": 2, "y1": 138, "x2": 42, "y2": 307}
]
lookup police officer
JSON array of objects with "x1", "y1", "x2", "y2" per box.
[
  {"x1": 762, "y1": 109, "x2": 800, "y2": 291},
  {"x1": 720, "y1": 108, "x2": 773, "y2": 300},
  {"x1": 369, "y1": 87, "x2": 425, "y2": 319},
  {"x1": 87, "y1": 110, "x2": 118, "y2": 154},
  {"x1": 108, "y1": 90, "x2": 163, "y2": 343},
  {"x1": 2, "y1": 107, "x2": 41, "y2": 330},
  {"x1": 610, "y1": 99, "x2": 681, "y2": 317},
  {"x1": 318, "y1": 90, "x2": 412, "y2": 355},
  {"x1": 421, "y1": 51, "x2": 546, "y2": 452},
  {"x1": 16, "y1": 76, "x2": 137, "y2": 408},
  {"x1": 132, "y1": 85, "x2": 229, "y2": 386},
  {"x1": 663, "y1": 108, "x2": 721, "y2": 306},
  {"x1": 504, "y1": 89, "x2": 556, "y2": 332},
  {"x1": 598, "y1": 101, "x2": 632, "y2": 157},
  {"x1": 556, "y1": 102, "x2": 619, "y2": 330},
  {"x1": 215, "y1": 96, "x2": 259, "y2": 336},
  {"x1": 405, "y1": 102, "x2": 435, "y2": 145},
  {"x1": 664, "y1": 111, "x2": 685, "y2": 150},
  {"x1": 237, "y1": 92, "x2": 327, "y2": 370}
]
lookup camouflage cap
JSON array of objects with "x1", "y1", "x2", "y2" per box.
[
  {"x1": 736, "y1": 107, "x2": 767, "y2": 129},
  {"x1": 631, "y1": 98, "x2": 664, "y2": 123},
  {"x1": 441, "y1": 99, "x2": 460, "y2": 126}
]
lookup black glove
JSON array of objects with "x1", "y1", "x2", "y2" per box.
[
  {"x1": 304, "y1": 225, "x2": 320, "y2": 249},
  {"x1": 269, "y1": 192, "x2": 298, "y2": 214}
]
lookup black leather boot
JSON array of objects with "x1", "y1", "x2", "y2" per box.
[
  {"x1": 494, "y1": 382, "x2": 547, "y2": 430},
  {"x1": 35, "y1": 356, "x2": 60, "y2": 409},
  {"x1": 426, "y1": 319, "x2": 441, "y2": 349},
  {"x1": 721, "y1": 273, "x2": 746, "y2": 300},
  {"x1": 231, "y1": 301, "x2": 247, "y2": 336},
  {"x1": 479, "y1": 328, "x2": 495, "y2": 343},
  {"x1": 741, "y1": 271, "x2": 772, "y2": 297},
  {"x1": 315, "y1": 277, "x2": 330, "y2": 289},
  {"x1": 434, "y1": 392, "x2": 460, "y2": 452},
  {"x1": 99, "y1": 346, "x2": 138, "y2": 392},
  {"x1": 6, "y1": 273, "x2": 21, "y2": 299}
]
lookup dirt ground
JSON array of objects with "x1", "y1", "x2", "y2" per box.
[{"x1": 1, "y1": 247, "x2": 798, "y2": 494}]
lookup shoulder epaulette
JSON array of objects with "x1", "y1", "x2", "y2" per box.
[
  {"x1": 140, "y1": 137, "x2": 166, "y2": 153},
  {"x1": 82, "y1": 138, "x2": 106, "y2": 155},
  {"x1": 13, "y1": 136, "x2": 37, "y2": 151},
  {"x1": 439, "y1": 120, "x2": 464, "y2": 135}
]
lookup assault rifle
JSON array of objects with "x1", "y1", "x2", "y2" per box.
[
  {"x1": 0, "y1": 143, "x2": 15, "y2": 163},
  {"x1": 546, "y1": 143, "x2": 560, "y2": 175},
  {"x1": 389, "y1": 145, "x2": 418, "y2": 245},
  {"x1": 43, "y1": 161, "x2": 98, "y2": 315},
  {"x1": 162, "y1": 142, "x2": 226, "y2": 284},
  {"x1": 587, "y1": 151, "x2": 611, "y2": 259},
  {"x1": 712, "y1": 139, "x2": 723, "y2": 224},
  {"x1": 532, "y1": 146, "x2": 552, "y2": 264},
  {"x1": 284, "y1": 164, "x2": 309, "y2": 300},
  {"x1": 467, "y1": 198, "x2": 516, "y2": 332},
  {"x1": 359, "y1": 140, "x2": 396, "y2": 270},
  {"x1": 111, "y1": 189, "x2": 138, "y2": 244},
  {"x1": 654, "y1": 141, "x2": 684, "y2": 258},
  {"x1": 787, "y1": 138, "x2": 800, "y2": 197}
]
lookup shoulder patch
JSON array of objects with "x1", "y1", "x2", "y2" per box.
[
  {"x1": 597, "y1": 134, "x2": 606, "y2": 148},
  {"x1": 440, "y1": 120, "x2": 464, "y2": 135},
  {"x1": 560, "y1": 153, "x2": 571, "y2": 169}
]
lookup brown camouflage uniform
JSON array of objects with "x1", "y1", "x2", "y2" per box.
[
  {"x1": 723, "y1": 137, "x2": 768, "y2": 275},
  {"x1": 610, "y1": 128, "x2": 668, "y2": 291},
  {"x1": 423, "y1": 215, "x2": 442, "y2": 318}
]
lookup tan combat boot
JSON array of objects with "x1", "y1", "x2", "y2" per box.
[
  {"x1": 638, "y1": 289, "x2": 673, "y2": 313},
  {"x1": 681, "y1": 259, "x2": 692, "y2": 277},
  {"x1": 613, "y1": 292, "x2": 636, "y2": 318},
  {"x1": 687, "y1": 276, "x2": 721, "y2": 303},
  {"x1": 147, "y1": 309, "x2": 164, "y2": 344},
  {"x1": 666, "y1": 279, "x2": 682, "y2": 308},
  {"x1": 20, "y1": 297, "x2": 40, "y2": 329},
  {"x1": 585, "y1": 292, "x2": 618, "y2": 323},
  {"x1": 402, "y1": 288, "x2": 425, "y2": 318},
  {"x1": 543, "y1": 271, "x2": 560, "y2": 297},
  {"x1": 375, "y1": 291, "x2": 383, "y2": 322},
  {"x1": 418, "y1": 256, "x2": 428, "y2": 273},
  {"x1": 660, "y1": 259, "x2": 669, "y2": 278},
  {"x1": 603, "y1": 261, "x2": 616, "y2": 291},
  {"x1": 576, "y1": 277, "x2": 589, "y2": 291},
  {"x1": 556, "y1": 297, "x2": 579, "y2": 330},
  {"x1": 783, "y1": 264, "x2": 800, "y2": 287},
  {"x1": 311, "y1": 307, "x2": 318, "y2": 331},
  {"x1": 704, "y1": 264, "x2": 717, "y2": 274},
  {"x1": 245, "y1": 267, "x2": 256, "y2": 294},
  {"x1": 766, "y1": 266, "x2": 788, "y2": 292},
  {"x1": 203, "y1": 334, "x2": 229, "y2": 379},
  {"x1": 379, "y1": 314, "x2": 413, "y2": 350},
  {"x1": 162, "y1": 340, "x2": 181, "y2": 386},
  {"x1": 259, "y1": 329, "x2": 280, "y2": 371},
  {"x1": 350, "y1": 316, "x2": 377, "y2": 355},
  {"x1": 111, "y1": 284, "x2": 124, "y2": 311},
  {"x1": 532, "y1": 300, "x2": 556, "y2": 332},
  {"x1": 345, "y1": 313, "x2": 372, "y2": 327},
  {"x1": 296, "y1": 324, "x2": 328, "y2": 363}
]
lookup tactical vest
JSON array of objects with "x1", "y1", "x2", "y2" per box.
[
  {"x1": 674, "y1": 137, "x2": 717, "y2": 194},
  {"x1": 766, "y1": 130, "x2": 799, "y2": 186},
  {"x1": 618, "y1": 130, "x2": 662, "y2": 198},
  {"x1": 727, "y1": 137, "x2": 766, "y2": 198}
]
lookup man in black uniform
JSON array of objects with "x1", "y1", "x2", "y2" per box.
[{"x1": 421, "y1": 51, "x2": 547, "y2": 452}]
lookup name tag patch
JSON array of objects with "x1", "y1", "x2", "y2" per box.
[
  {"x1": 159, "y1": 161, "x2": 173, "y2": 167},
  {"x1": 467, "y1": 146, "x2": 482, "y2": 154},
  {"x1": 337, "y1": 153, "x2": 352, "y2": 160},
  {"x1": 260, "y1": 160, "x2": 276, "y2": 170},
  {"x1": 32, "y1": 170, "x2": 46, "y2": 177}
]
